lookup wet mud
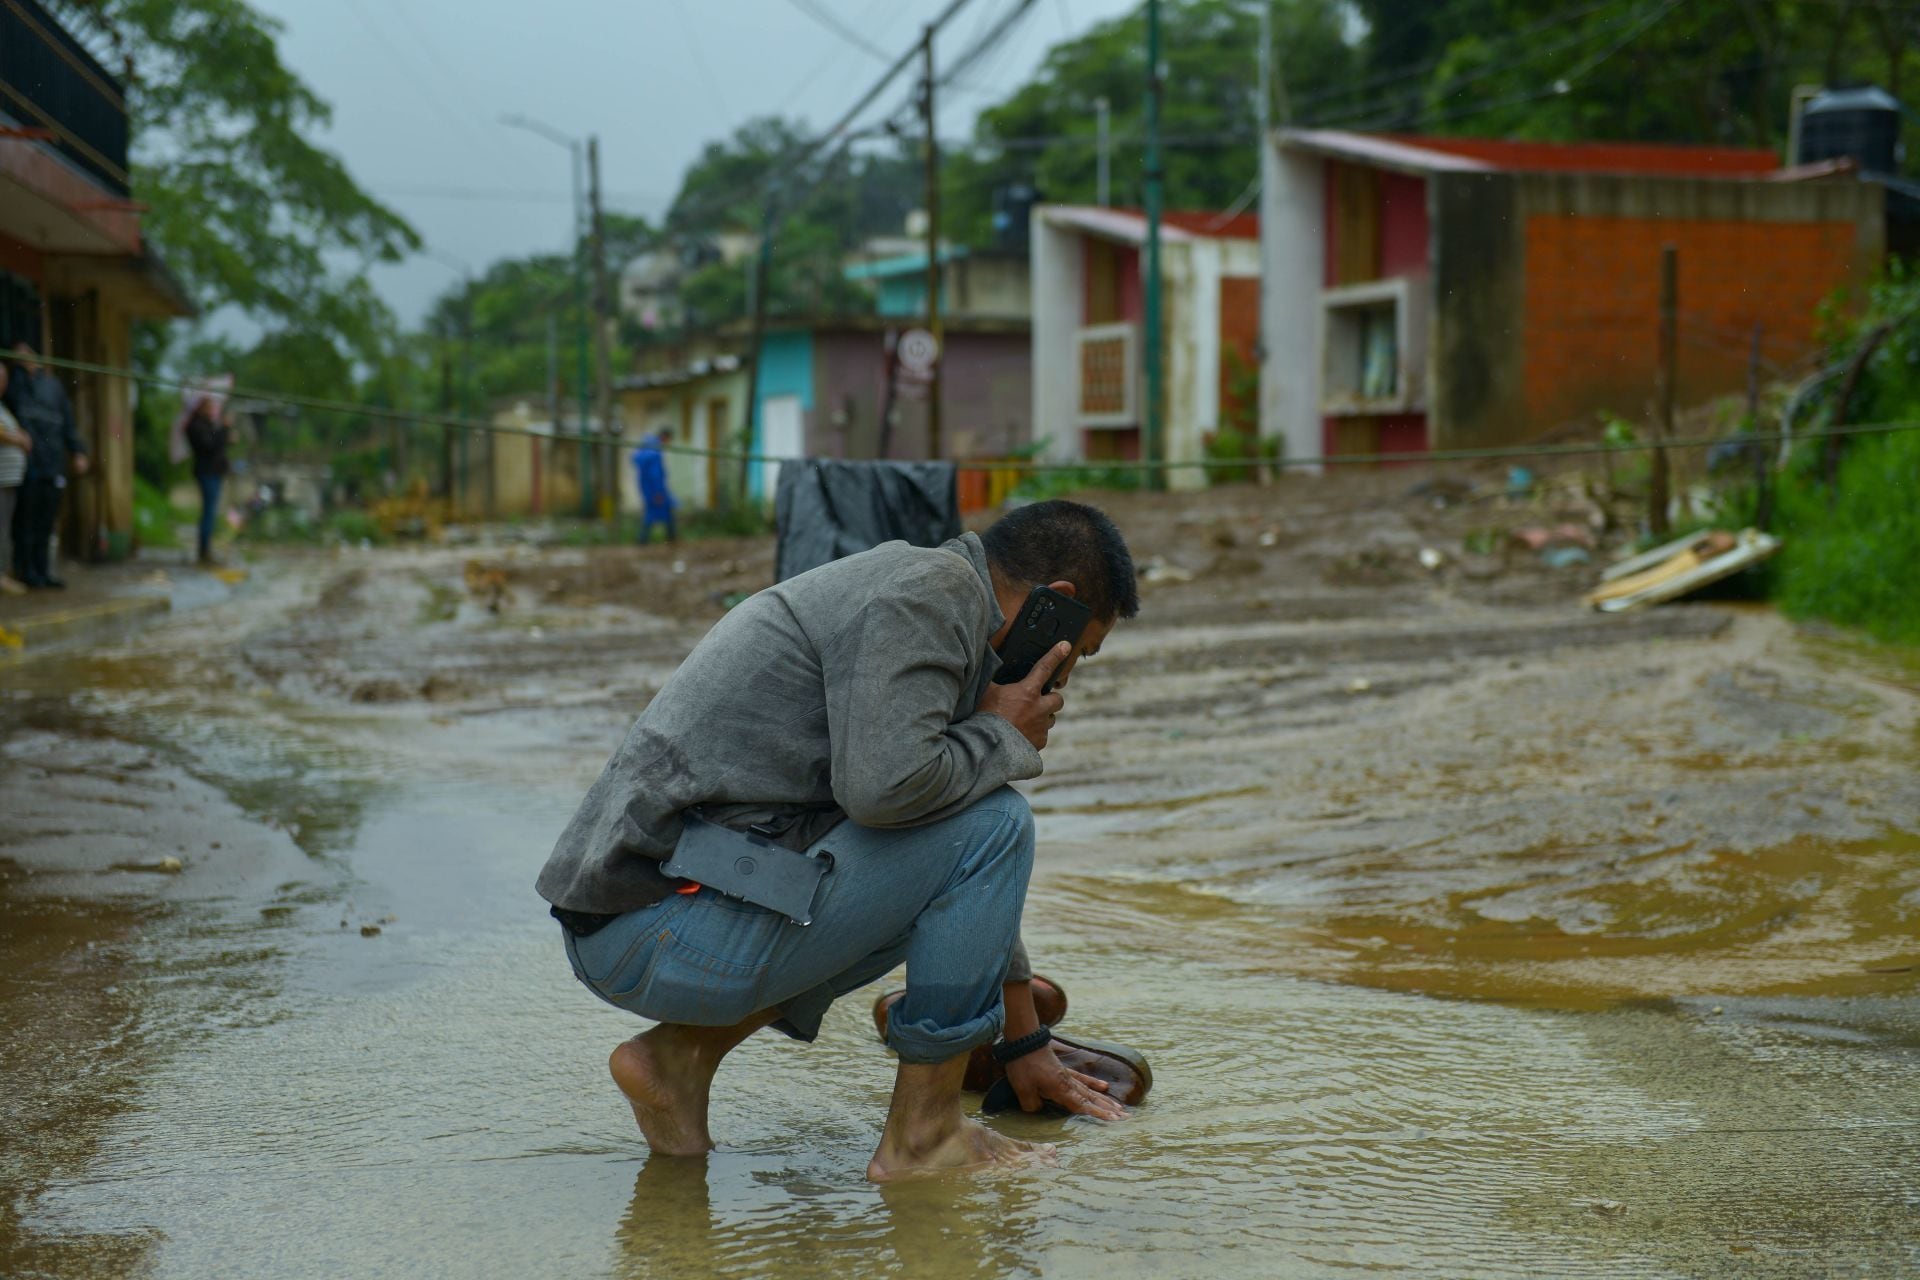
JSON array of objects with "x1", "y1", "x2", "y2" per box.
[{"x1": 2, "y1": 474, "x2": 1917, "y2": 1277}]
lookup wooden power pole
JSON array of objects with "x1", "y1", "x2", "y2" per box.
[
  {"x1": 1650, "y1": 244, "x2": 1677, "y2": 538},
  {"x1": 589, "y1": 135, "x2": 617, "y2": 525},
  {"x1": 921, "y1": 26, "x2": 944, "y2": 461},
  {"x1": 1142, "y1": 0, "x2": 1165, "y2": 491}
]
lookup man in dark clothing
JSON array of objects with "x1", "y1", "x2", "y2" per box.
[
  {"x1": 185, "y1": 398, "x2": 230, "y2": 563},
  {"x1": 4, "y1": 344, "x2": 88, "y2": 588}
]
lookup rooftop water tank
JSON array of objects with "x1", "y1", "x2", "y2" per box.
[{"x1": 1798, "y1": 85, "x2": 1902, "y2": 173}]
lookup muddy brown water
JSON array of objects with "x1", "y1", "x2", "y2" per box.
[{"x1": 3, "y1": 526, "x2": 1918, "y2": 1278}]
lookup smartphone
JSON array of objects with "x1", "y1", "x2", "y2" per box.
[{"x1": 992, "y1": 586, "x2": 1092, "y2": 692}]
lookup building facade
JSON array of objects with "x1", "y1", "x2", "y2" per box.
[
  {"x1": 1259, "y1": 131, "x2": 1885, "y2": 466},
  {"x1": 1028, "y1": 205, "x2": 1261, "y2": 490},
  {"x1": 0, "y1": 0, "x2": 191, "y2": 558}
]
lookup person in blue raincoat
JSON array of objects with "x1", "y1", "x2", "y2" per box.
[{"x1": 631, "y1": 429, "x2": 677, "y2": 545}]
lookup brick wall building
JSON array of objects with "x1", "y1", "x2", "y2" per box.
[{"x1": 1260, "y1": 131, "x2": 1885, "y2": 465}]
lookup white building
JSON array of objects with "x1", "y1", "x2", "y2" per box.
[{"x1": 1028, "y1": 204, "x2": 1261, "y2": 490}]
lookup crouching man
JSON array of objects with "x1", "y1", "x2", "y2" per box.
[{"x1": 537, "y1": 499, "x2": 1138, "y2": 1180}]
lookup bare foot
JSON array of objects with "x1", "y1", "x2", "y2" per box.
[
  {"x1": 867, "y1": 1116, "x2": 1058, "y2": 1182},
  {"x1": 607, "y1": 1012, "x2": 778, "y2": 1155},
  {"x1": 609, "y1": 1029, "x2": 719, "y2": 1156}
]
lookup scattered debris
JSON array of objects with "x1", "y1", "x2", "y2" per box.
[
  {"x1": 360, "y1": 924, "x2": 382, "y2": 938},
  {"x1": 156, "y1": 856, "x2": 184, "y2": 874},
  {"x1": 1586, "y1": 529, "x2": 1782, "y2": 613},
  {"x1": 1586, "y1": 1200, "x2": 1627, "y2": 1218},
  {"x1": 1139, "y1": 556, "x2": 1195, "y2": 585},
  {"x1": 1405, "y1": 475, "x2": 1476, "y2": 509},
  {"x1": 1542, "y1": 546, "x2": 1592, "y2": 569},
  {"x1": 1510, "y1": 525, "x2": 1595, "y2": 552},
  {"x1": 1257, "y1": 527, "x2": 1284, "y2": 548},
  {"x1": 1346, "y1": 677, "x2": 1372, "y2": 693},
  {"x1": 1418, "y1": 547, "x2": 1446, "y2": 572}
]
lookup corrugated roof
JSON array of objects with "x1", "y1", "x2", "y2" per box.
[
  {"x1": 1038, "y1": 205, "x2": 1258, "y2": 244},
  {"x1": 1279, "y1": 129, "x2": 1782, "y2": 178}
]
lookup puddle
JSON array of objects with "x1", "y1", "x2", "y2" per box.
[{"x1": 5, "y1": 550, "x2": 1920, "y2": 1276}]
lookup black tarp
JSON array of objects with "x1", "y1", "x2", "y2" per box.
[{"x1": 774, "y1": 459, "x2": 963, "y2": 583}]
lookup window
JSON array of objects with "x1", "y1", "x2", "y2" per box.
[{"x1": 1320, "y1": 277, "x2": 1424, "y2": 414}]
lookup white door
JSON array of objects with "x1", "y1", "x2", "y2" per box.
[{"x1": 761, "y1": 394, "x2": 804, "y2": 499}]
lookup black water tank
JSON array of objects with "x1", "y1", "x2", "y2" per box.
[
  {"x1": 991, "y1": 183, "x2": 1040, "y2": 254},
  {"x1": 1799, "y1": 85, "x2": 1902, "y2": 172}
]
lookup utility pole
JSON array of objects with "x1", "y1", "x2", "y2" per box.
[
  {"x1": 1095, "y1": 96, "x2": 1111, "y2": 207},
  {"x1": 570, "y1": 142, "x2": 593, "y2": 519},
  {"x1": 738, "y1": 204, "x2": 776, "y2": 504},
  {"x1": 439, "y1": 328, "x2": 455, "y2": 504},
  {"x1": 1142, "y1": 0, "x2": 1166, "y2": 491},
  {"x1": 1651, "y1": 243, "x2": 1676, "y2": 538},
  {"x1": 921, "y1": 25, "x2": 944, "y2": 461},
  {"x1": 1254, "y1": 0, "x2": 1273, "y2": 479},
  {"x1": 589, "y1": 135, "x2": 617, "y2": 526},
  {"x1": 460, "y1": 287, "x2": 476, "y2": 518}
]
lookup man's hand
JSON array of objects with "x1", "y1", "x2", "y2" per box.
[
  {"x1": 1004, "y1": 1043, "x2": 1129, "y2": 1120},
  {"x1": 978, "y1": 640, "x2": 1069, "y2": 751},
  {"x1": 70, "y1": 454, "x2": 89, "y2": 476}
]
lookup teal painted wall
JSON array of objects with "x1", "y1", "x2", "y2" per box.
[{"x1": 751, "y1": 330, "x2": 813, "y2": 499}]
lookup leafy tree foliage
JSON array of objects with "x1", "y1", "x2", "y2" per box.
[
  {"x1": 944, "y1": 0, "x2": 1361, "y2": 241},
  {"x1": 95, "y1": 0, "x2": 420, "y2": 359}
]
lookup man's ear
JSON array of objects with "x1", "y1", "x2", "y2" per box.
[{"x1": 1046, "y1": 579, "x2": 1076, "y2": 599}]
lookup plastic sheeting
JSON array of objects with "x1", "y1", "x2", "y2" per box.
[{"x1": 774, "y1": 459, "x2": 962, "y2": 583}]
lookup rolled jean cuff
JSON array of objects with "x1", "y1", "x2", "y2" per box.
[{"x1": 885, "y1": 998, "x2": 1005, "y2": 1066}]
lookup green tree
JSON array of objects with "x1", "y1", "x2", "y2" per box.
[
  {"x1": 99, "y1": 0, "x2": 420, "y2": 361},
  {"x1": 944, "y1": 0, "x2": 1361, "y2": 243}
]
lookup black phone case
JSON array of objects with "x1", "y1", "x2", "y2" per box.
[
  {"x1": 662, "y1": 814, "x2": 833, "y2": 926},
  {"x1": 992, "y1": 586, "x2": 1092, "y2": 692}
]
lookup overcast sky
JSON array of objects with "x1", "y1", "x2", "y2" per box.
[{"x1": 251, "y1": 0, "x2": 1142, "y2": 325}]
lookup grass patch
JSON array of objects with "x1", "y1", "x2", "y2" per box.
[
  {"x1": 1770, "y1": 430, "x2": 1920, "y2": 645},
  {"x1": 133, "y1": 476, "x2": 190, "y2": 550}
]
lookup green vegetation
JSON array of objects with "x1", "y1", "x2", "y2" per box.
[
  {"x1": 1739, "y1": 269, "x2": 1920, "y2": 645},
  {"x1": 132, "y1": 476, "x2": 189, "y2": 550},
  {"x1": 1770, "y1": 430, "x2": 1920, "y2": 645},
  {"x1": 1009, "y1": 465, "x2": 1145, "y2": 503}
]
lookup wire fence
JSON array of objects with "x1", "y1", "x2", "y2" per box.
[{"x1": 32, "y1": 348, "x2": 1920, "y2": 480}]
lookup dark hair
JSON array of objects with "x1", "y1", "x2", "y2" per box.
[{"x1": 982, "y1": 499, "x2": 1139, "y2": 622}]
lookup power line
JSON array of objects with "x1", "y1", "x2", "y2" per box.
[
  {"x1": 665, "y1": 0, "x2": 734, "y2": 120},
  {"x1": 782, "y1": 0, "x2": 895, "y2": 63}
]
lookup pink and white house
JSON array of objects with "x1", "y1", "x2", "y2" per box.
[{"x1": 1029, "y1": 205, "x2": 1261, "y2": 490}]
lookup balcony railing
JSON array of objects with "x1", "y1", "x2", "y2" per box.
[{"x1": 0, "y1": 0, "x2": 130, "y2": 197}]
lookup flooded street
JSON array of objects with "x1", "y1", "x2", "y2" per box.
[{"x1": 4, "y1": 482, "x2": 1918, "y2": 1278}]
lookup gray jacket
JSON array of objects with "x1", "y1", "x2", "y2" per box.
[{"x1": 539, "y1": 532, "x2": 1042, "y2": 930}]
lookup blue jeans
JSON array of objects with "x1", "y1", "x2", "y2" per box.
[
  {"x1": 562, "y1": 787, "x2": 1034, "y2": 1064},
  {"x1": 196, "y1": 473, "x2": 222, "y2": 560},
  {"x1": 639, "y1": 506, "x2": 676, "y2": 544}
]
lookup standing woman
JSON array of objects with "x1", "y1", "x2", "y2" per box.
[
  {"x1": 0, "y1": 362, "x2": 29, "y2": 595},
  {"x1": 185, "y1": 397, "x2": 230, "y2": 564}
]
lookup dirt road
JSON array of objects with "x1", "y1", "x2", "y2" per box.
[{"x1": 4, "y1": 474, "x2": 1917, "y2": 1278}]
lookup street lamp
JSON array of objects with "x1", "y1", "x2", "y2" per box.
[{"x1": 500, "y1": 112, "x2": 595, "y2": 518}]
